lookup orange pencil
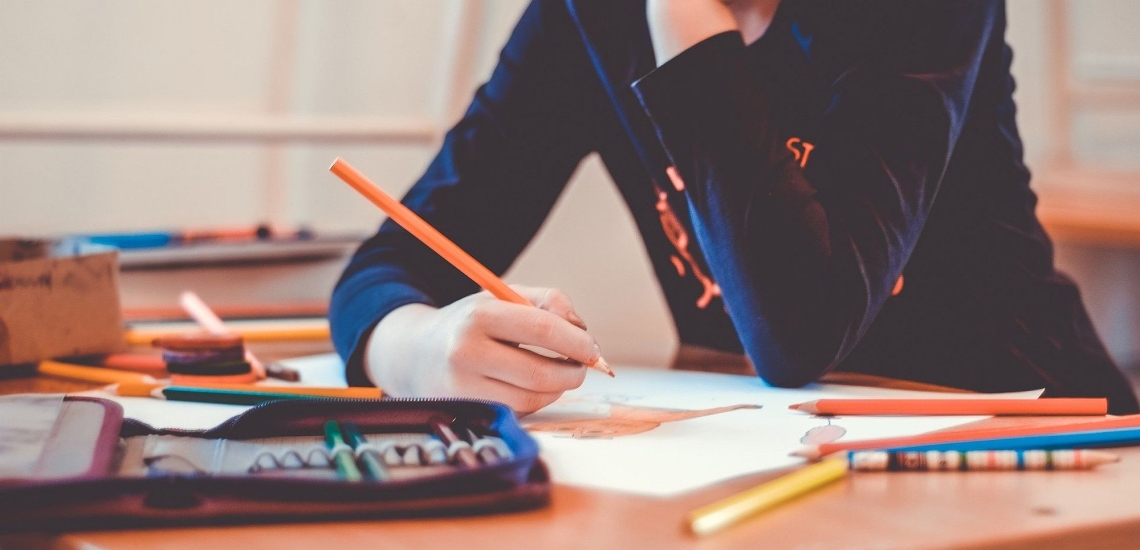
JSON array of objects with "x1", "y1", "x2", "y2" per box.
[
  {"x1": 794, "y1": 413, "x2": 1140, "y2": 460},
  {"x1": 329, "y1": 158, "x2": 614, "y2": 377},
  {"x1": 789, "y1": 398, "x2": 1107, "y2": 417}
]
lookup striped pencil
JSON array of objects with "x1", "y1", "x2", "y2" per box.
[{"x1": 848, "y1": 449, "x2": 1119, "y2": 471}]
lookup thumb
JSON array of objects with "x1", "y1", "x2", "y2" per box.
[{"x1": 510, "y1": 285, "x2": 588, "y2": 331}]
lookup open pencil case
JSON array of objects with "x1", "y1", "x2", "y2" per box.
[{"x1": 0, "y1": 394, "x2": 549, "y2": 532}]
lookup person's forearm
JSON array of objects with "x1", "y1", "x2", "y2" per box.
[{"x1": 646, "y1": 0, "x2": 738, "y2": 66}]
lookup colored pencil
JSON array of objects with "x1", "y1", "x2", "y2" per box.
[
  {"x1": 341, "y1": 422, "x2": 392, "y2": 482},
  {"x1": 794, "y1": 414, "x2": 1140, "y2": 460},
  {"x1": 114, "y1": 380, "x2": 381, "y2": 399},
  {"x1": 324, "y1": 421, "x2": 363, "y2": 482},
  {"x1": 38, "y1": 360, "x2": 156, "y2": 385},
  {"x1": 329, "y1": 157, "x2": 614, "y2": 378},
  {"x1": 155, "y1": 386, "x2": 313, "y2": 406},
  {"x1": 431, "y1": 422, "x2": 480, "y2": 468},
  {"x1": 885, "y1": 426, "x2": 1140, "y2": 453},
  {"x1": 789, "y1": 398, "x2": 1107, "y2": 416},
  {"x1": 686, "y1": 457, "x2": 848, "y2": 536},
  {"x1": 848, "y1": 449, "x2": 1120, "y2": 471}
]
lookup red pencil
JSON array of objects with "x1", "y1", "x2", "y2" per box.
[
  {"x1": 793, "y1": 414, "x2": 1140, "y2": 460},
  {"x1": 789, "y1": 398, "x2": 1107, "y2": 416}
]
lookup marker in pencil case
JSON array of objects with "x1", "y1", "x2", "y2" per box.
[
  {"x1": 341, "y1": 422, "x2": 392, "y2": 482},
  {"x1": 324, "y1": 421, "x2": 363, "y2": 482},
  {"x1": 847, "y1": 449, "x2": 1119, "y2": 471}
]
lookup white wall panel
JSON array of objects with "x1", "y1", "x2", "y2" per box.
[{"x1": 0, "y1": 1, "x2": 276, "y2": 111}]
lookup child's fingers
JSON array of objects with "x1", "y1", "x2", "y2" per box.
[
  {"x1": 478, "y1": 300, "x2": 600, "y2": 366},
  {"x1": 470, "y1": 375, "x2": 564, "y2": 414},
  {"x1": 511, "y1": 286, "x2": 588, "y2": 330},
  {"x1": 482, "y1": 343, "x2": 588, "y2": 393}
]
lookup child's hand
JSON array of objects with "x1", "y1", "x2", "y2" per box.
[{"x1": 364, "y1": 286, "x2": 601, "y2": 414}]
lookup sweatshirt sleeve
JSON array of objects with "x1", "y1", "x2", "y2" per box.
[
  {"x1": 329, "y1": 0, "x2": 606, "y2": 386},
  {"x1": 631, "y1": 3, "x2": 999, "y2": 386}
]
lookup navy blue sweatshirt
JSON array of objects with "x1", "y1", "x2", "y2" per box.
[{"x1": 330, "y1": 0, "x2": 1140, "y2": 414}]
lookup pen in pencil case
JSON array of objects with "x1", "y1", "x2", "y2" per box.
[{"x1": 847, "y1": 449, "x2": 1120, "y2": 471}]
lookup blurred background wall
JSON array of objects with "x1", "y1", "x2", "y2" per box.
[{"x1": 1, "y1": 0, "x2": 1139, "y2": 372}]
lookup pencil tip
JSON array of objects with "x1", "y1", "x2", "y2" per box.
[{"x1": 591, "y1": 356, "x2": 615, "y2": 377}]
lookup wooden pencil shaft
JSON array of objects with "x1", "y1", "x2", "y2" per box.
[
  {"x1": 161, "y1": 387, "x2": 312, "y2": 406},
  {"x1": 800, "y1": 414, "x2": 1140, "y2": 459},
  {"x1": 687, "y1": 458, "x2": 848, "y2": 536},
  {"x1": 38, "y1": 360, "x2": 152, "y2": 385},
  {"x1": 329, "y1": 158, "x2": 530, "y2": 306},
  {"x1": 792, "y1": 398, "x2": 1108, "y2": 416}
]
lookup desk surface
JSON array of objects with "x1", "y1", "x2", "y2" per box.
[
  {"x1": 60, "y1": 425, "x2": 1140, "y2": 550},
  {"x1": 4, "y1": 346, "x2": 1139, "y2": 549}
]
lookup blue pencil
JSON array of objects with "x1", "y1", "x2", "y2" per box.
[{"x1": 888, "y1": 426, "x2": 1140, "y2": 453}]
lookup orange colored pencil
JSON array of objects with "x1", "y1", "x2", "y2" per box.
[
  {"x1": 329, "y1": 157, "x2": 614, "y2": 377},
  {"x1": 789, "y1": 398, "x2": 1107, "y2": 416},
  {"x1": 794, "y1": 413, "x2": 1140, "y2": 460}
]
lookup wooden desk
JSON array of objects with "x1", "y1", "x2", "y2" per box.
[{"x1": 0, "y1": 376, "x2": 1134, "y2": 549}]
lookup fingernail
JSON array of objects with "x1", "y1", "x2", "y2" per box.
[
  {"x1": 568, "y1": 311, "x2": 587, "y2": 330},
  {"x1": 592, "y1": 343, "x2": 602, "y2": 361}
]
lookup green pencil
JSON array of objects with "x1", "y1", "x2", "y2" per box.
[
  {"x1": 324, "y1": 421, "x2": 363, "y2": 482},
  {"x1": 341, "y1": 422, "x2": 392, "y2": 482},
  {"x1": 157, "y1": 387, "x2": 312, "y2": 406}
]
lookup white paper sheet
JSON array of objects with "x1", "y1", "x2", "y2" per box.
[
  {"x1": 523, "y1": 367, "x2": 1043, "y2": 496},
  {"x1": 83, "y1": 353, "x2": 1043, "y2": 495}
]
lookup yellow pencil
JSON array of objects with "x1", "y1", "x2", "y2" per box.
[
  {"x1": 685, "y1": 457, "x2": 848, "y2": 536},
  {"x1": 38, "y1": 360, "x2": 156, "y2": 386}
]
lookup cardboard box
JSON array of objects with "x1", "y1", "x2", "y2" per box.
[{"x1": 0, "y1": 239, "x2": 124, "y2": 366}]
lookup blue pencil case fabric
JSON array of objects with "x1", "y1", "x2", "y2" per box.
[{"x1": 0, "y1": 396, "x2": 549, "y2": 532}]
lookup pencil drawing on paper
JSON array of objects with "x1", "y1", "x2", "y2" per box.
[{"x1": 525, "y1": 402, "x2": 761, "y2": 439}]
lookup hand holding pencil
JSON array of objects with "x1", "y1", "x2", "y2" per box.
[{"x1": 330, "y1": 158, "x2": 613, "y2": 414}]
